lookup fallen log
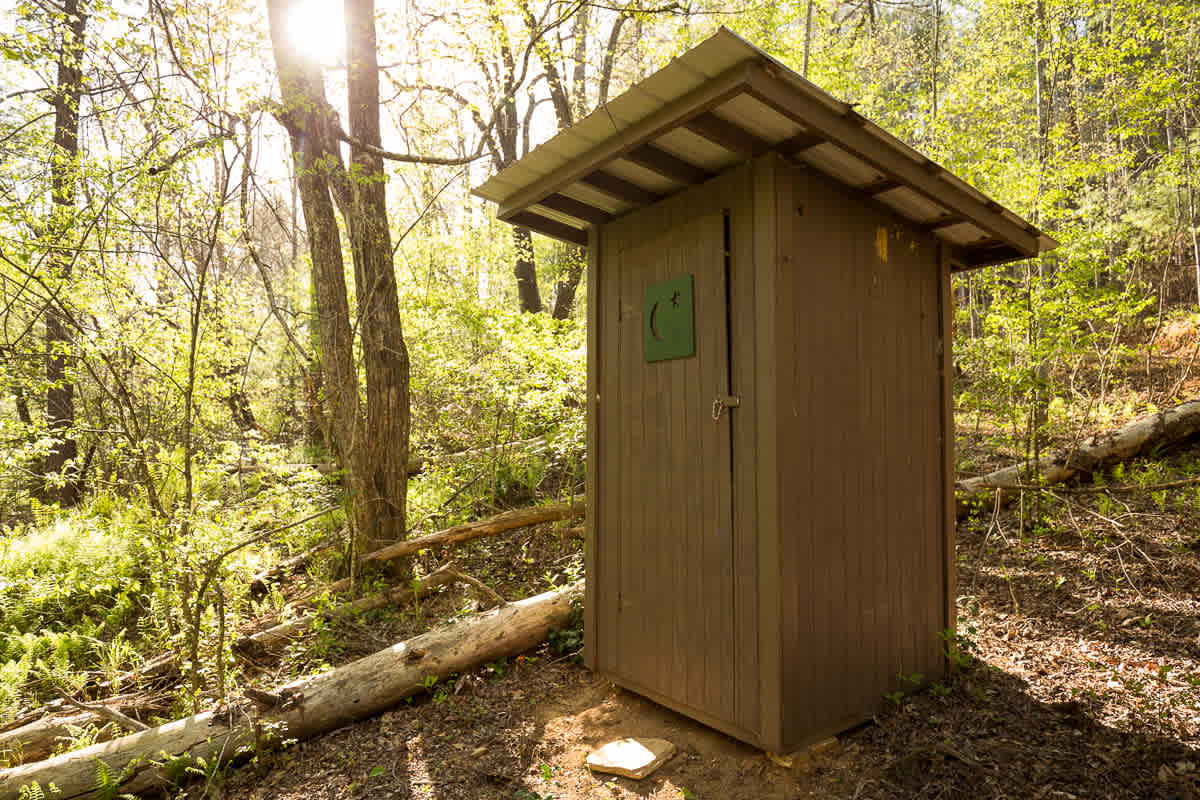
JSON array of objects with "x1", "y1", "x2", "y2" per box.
[
  {"x1": 358, "y1": 498, "x2": 583, "y2": 568},
  {"x1": 0, "y1": 693, "x2": 169, "y2": 767},
  {"x1": 0, "y1": 582, "x2": 582, "y2": 800},
  {"x1": 956, "y1": 399, "x2": 1200, "y2": 518},
  {"x1": 0, "y1": 712, "x2": 95, "y2": 767},
  {"x1": 284, "y1": 499, "x2": 583, "y2": 611},
  {"x1": 233, "y1": 563, "x2": 462, "y2": 660},
  {"x1": 96, "y1": 652, "x2": 178, "y2": 693},
  {"x1": 248, "y1": 538, "x2": 340, "y2": 597},
  {"x1": 409, "y1": 435, "x2": 549, "y2": 475},
  {"x1": 1, "y1": 656, "x2": 177, "y2": 740}
]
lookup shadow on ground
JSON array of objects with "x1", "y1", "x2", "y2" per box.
[{"x1": 825, "y1": 661, "x2": 1200, "y2": 800}]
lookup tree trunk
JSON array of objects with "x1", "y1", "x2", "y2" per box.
[
  {"x1": 41, "y1": 0, "x2": 88, "y2": 507},
  {"x1": 551, "y1": 250, "x2": 584, "y2": 320},
  {"x1": 956, "y1": 400, "x2": 1200, "y2": 518},
  {"x1": 513, "y1": 226, "x2": 542, "y2": 313},
  {"x1": 343, "y1": 0, "x2": 410, "y2": 555},
  {"x1": 0, "y1": 583, "x2": 582, "y2": 800},
  {"x1": 266, "y1": 0, "x2": 378, "y2": 555}
]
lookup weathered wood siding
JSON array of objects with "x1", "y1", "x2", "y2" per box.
[
  {"x1": 589, "y1": 154, "x2": 951, "y2": 753},
  {"x1": 773, "y1": 158, "x2": 947, "y2": 748},
  {"x1": 592, "y1": 166, "x2": 760, "y2": 740}
]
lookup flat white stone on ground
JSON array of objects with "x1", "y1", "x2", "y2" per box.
[{"x1": 585, "y1": 737, "x2": 677, "y2": 779}]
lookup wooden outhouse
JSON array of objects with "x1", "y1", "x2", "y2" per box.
[{"x1": 474, "y1": 28, "x2": 1056, "y2": 753}]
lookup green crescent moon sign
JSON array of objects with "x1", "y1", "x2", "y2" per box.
[{"x1": 643, "y1": 274, "x2": 695, "y2": 362}]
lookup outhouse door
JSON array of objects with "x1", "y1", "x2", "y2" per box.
[{"x1": 597, "y1": 208, "x2": 737, "y2": 727}]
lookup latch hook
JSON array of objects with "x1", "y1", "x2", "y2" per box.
[{"x1": 712, "y1": 394, "x2": 741, "y2": 421}]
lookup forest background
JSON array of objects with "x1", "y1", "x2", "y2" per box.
[{"x1": 2, "y1": 0, "x2": 1200, "y2": 783}]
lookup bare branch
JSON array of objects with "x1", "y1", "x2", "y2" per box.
[{"x1": 332, "y1": 121, "x2": 488, "y2": 165}]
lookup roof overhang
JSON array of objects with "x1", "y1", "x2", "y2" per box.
[{"x1": 473, "y1": 28, "x2": 1057, "y2": 270}]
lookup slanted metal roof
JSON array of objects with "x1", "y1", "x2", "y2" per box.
[{"x1": 472, "y1": 27, "x2": 1057, "y2": 269}]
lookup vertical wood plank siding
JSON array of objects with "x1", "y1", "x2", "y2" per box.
[
  {"x1": 939, "y1": 246, "x2": 958, "y2": 641},
  {"x1": 729, "y1": 166, "x2": 761, "y2": 738},
  {"x1": 752, "y1": 156, "x2": 782, "y2": 749},
  {"x1": 594, "y1": 166, "x2": 757, "y2": 740},
  {"x1": 592, "y1": 155, "x2": 950, "y2": 753},
  {"x1": 774, "y1": 159, "x2": 946, "y2": 748},
  {"x1": 584, "y1": 229, "x2": 601, "y2": 671}
]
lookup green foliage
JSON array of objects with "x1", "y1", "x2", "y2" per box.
[
  {"x1": 0, "y1": 513, "x2": 144, "y2": 713},
  {"x1": 91, "y1": 756, "x2": 140, "y2": 800},
  {"x1": 404, "y1": 297, "x2": 585, "y2": 527},
  {"x1": 17, "y1": 782, "x2": 60, "y2": 800},
  {"x1": 2, "y1": 0, "x2": 1200, "y2": 779},
  {"x1": 0, "y1": 455, "x2": 338, "y2": 721},
  {"x1": 547, "y1": 598, "x2": 585, "y2": 665},
  {"x1": 940, "y1": 625, "x2": 978, "y2": 670}
]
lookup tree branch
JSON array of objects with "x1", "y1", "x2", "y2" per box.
[{"x1": 332, "y1": 121, "x2": 489, "y2": 165}]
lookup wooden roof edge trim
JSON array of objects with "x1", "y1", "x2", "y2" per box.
[
  {"x1": 952, "y1": 242, "x2": 1026, "y2": 271},
  {"x1": 536, "y1": 193, "x2": 614, "y2": 225},
  {"x1": 507, "y1": 211, "x2": 589, "y2": 247},
  {"x1": 684, "y1": 110, "x2": 772, "y2": 157},
  {"x1": 579, "y1": 169, "x2": 663, "y2": 206},
  {"x1": 494, "y1": 61, "x2": 757, "y2": 219},
  {"x1": 625, "y1": 143, "x2": 713, "y2": 185},
  {"x1": 743, "y1": 64, "x2": 1044, "y2": 258}
]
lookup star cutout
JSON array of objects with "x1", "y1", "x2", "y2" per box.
[{"x1": 671, "y1": 290, "x2": 681, "y2": 307}]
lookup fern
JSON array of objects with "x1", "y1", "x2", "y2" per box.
[
  {"x1": 18, "y1": 780, "x2": 62, "y2": 799},
  {"x1": 92, "y1": 757, "x2": 140, "y2": 800}
]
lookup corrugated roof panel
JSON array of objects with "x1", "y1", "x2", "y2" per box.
[
  {"x1": 713, "y1": 94, "x2": 803, "y2": 142},
  {"x1": 500, "y1": 149, "x2": 567, "y2": 190},
  {"x1": 560, "y1": 183, "x2": 633, "y2": 215},
  {"x1": 938, "y1": 170, "x2": 993, "y2": 207},
  {"x1": 801, "y1": 143, "x2": 885, "y2": 187},
  {"x1": 875, "y1": 187, "x2": 948, "y2": 224},
  {"x1": 550, "y1": 123, "x2": 613, "y2": 152},
  {"x1": 599, "y1": 85, "x2": 662, "y2": 129},
  {"x1": 605, "y1": 158, "x2": 684, "y2": 194},
  {"x1": 474, "y1": 27, "x2": 1055, "y2": 262},
  {"x1": 474, "y1": 173, "x2": 519, "y2": 204},
  {"x1": 652, "y1": 128, "x2": 742, "y2": 172},
  {"x1": 587, "y1": 52, "x2": 724, "y2": 129}
]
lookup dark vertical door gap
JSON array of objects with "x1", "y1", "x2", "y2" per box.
[{"x1": 722, "y1": 208, "x2": 736, "y2": 555}]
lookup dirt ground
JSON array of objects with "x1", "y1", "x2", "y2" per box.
[{"x1": 206, "y1": 436, "x2": 1200, "y2": 800}]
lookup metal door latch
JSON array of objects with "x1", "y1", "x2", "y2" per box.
[{"x1": 712, "y1": 394, "x2": 741, "y2": 421}]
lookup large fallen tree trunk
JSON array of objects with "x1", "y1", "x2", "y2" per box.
[
  {"x1": 284, "y1": 498, "x2": 583, "y2": 611},
  {"x1": 956, "y1": 399, "x2": 1200, "y2": 519},
  {"x1": 0, "y1": 711, "x2": 98, "y2": 767},
  {"x1": 0, "y1": 582, "x2": 582, "y2": 800},
  {"x1": 0, "y1": 693, "x2": 168, "y2": 767},
  {"x1": 233, "y1": 563, "x2": 465, "y2": 660},
  {"x1": 1, "y1": 654, "x2": 178, "y2": 740}
]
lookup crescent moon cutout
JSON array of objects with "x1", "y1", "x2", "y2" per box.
[{"x1": 649, "y1": 301, "x2": 663, "y2": 341}]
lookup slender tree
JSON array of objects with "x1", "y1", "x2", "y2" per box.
[{"x1": 40, "y1": 0, "x2": 88, "y2": 506}]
